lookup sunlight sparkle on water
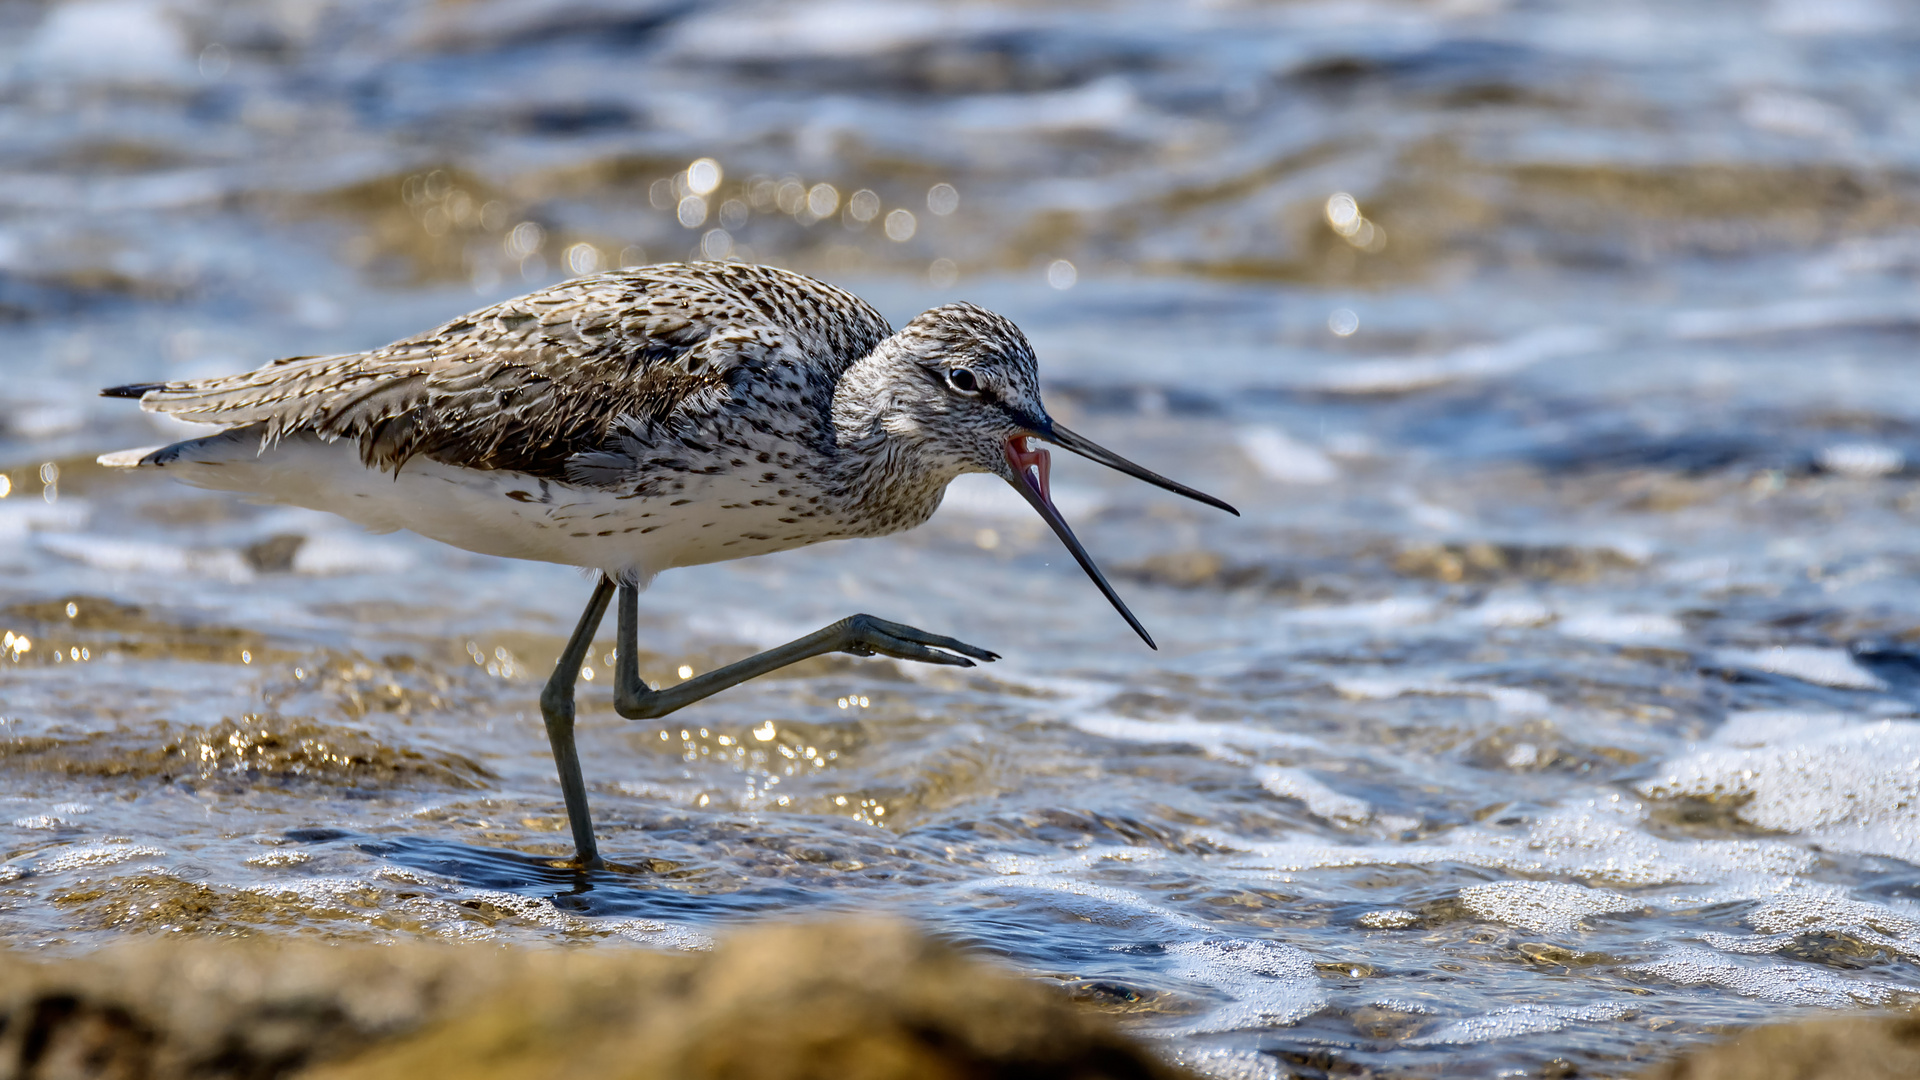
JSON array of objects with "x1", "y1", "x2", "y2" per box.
[
  {"x1": 1326, "y1": 192, "x2": 1386, "y2": 252},
  {"x1": 686, "y1": 158, "x2": 722, "y2": 196},
  {"x1": 505, "y1": 222, "x2": 543, "y2": 258},
  {"x1": 806, "y1": 183, "x2": 839, "y2": 219},
  {"x1": 566, "y1": 243, "x2": 601, "y2": 275},
  {"x1": 775, "y1": 177, "x2": 806, "y2": 215}
]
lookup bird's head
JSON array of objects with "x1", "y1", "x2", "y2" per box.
[{"x1": 847, "y1": 302, "x2": 1239, "y2": 649}]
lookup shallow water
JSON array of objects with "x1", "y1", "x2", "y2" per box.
[{"x1": 4, "y1": 0, "x2": 1920, "y2": 1075}]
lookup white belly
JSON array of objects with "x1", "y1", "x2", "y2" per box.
[{"x1": 107, "y1": 431, "x2": 848, "y2": 579}]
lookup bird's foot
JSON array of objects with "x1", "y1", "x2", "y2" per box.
[{"x1": 840, "y1": 614, "x2": 999, "y2": 668}]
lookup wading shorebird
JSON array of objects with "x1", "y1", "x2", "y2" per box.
[{"x1": 100, "y1": 262, "x2": 1236, "y2": 866}]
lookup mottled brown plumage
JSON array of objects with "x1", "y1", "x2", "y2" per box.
[{"x1": 132, "y1": 262, "x2": 893, "y2": 481}]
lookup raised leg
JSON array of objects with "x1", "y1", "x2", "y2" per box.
[
  {"x1": 612, "y1": 583, "x2": 997, "y2": 721},
  {"x1": 539, "y1": 580, "x2": 997, "y2": 867},
  {"x1": 538, "y1": 575, "x2": 616, "y2": 868}
]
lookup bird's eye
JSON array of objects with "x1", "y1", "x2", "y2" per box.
[{"x1": 947, "y1": 368, "x2": 980, "y2": 394}]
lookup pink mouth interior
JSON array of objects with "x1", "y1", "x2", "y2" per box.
[{"x1": 1004, "y1": 435, "x2": 1052, "y2": 503}]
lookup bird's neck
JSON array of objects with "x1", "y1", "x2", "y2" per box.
[{"x1": 827, "y1": 337, "x2": 958, "y2": 535}]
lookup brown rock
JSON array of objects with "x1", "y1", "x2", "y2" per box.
[
  {"x1": 0, "y1": 919, "x2": 1187, "y2": 1080},
  {"x1": 1640, "y1": 1012, "x2": 1920, "y2": 1080}
]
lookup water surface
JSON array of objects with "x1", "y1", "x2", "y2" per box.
[{"x1": 4, "y1": 1, "x2": 1920, "y2": 1076}]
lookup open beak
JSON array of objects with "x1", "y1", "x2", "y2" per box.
[
  {"x1": 1001, "y1": 423, "x2": 1236, "y2": 650},
  {"x1": 1043, "y1": 421, "x2": 1239, "y2": 517}
]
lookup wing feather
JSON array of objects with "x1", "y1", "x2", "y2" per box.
[{"x1": 122, "y1": 264, "x2": 892, "y2": 480}]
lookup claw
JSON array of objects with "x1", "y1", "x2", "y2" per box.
[{"x1": 843, "y1": 614, "x2": 997, "y2": 667}]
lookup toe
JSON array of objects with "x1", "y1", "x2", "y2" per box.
[{"x1": 857, "y1": 618, "x2": 997, "y2": 662}]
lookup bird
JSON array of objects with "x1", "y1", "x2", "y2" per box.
[{"x1": 98, "y1": 261, "x2": 1237, "y2": 867}]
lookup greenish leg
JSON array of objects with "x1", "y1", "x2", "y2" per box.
[
  {"x1": 612, "y1": 584, "x2": 997, "y2": 720},
  {"x1": 540, "y1": 578, "x2": 998, "y2": 867},
  {"x1": 538, "y1": 575, "x2": 616, "y2": 868}
]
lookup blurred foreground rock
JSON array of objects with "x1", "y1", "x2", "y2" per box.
[
  {"x1": 0, "y1": 919, "x2": 1184, "y2": 1080},
  {"x1": 1640, "y1": 1012, "x2": 1920, "y2": 1080}
]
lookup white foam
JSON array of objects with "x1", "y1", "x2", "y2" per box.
[
  {"x1": 1708, "y1": 711, "x2": 1858, "y2": 748},
  {"x1": 1160, "y1": 937, "x2": 1326, "y2": 1035},
  {"x1": 668, "y1": 0, "x2": 966, "y2": 59},
  {"x1": 1630, "y1": 946, "x2": 1903, "y2": 1007},
  {"x1": 291, "y1": 532, "x2": 418, "y2": 575},
  {"x1": 1767, "y1": 0, "x2": 1900, "y2": 34},
  {"x1": 1749, "y1": 892, "x2": 1920, "y2": 940},
  {"x1": 1388, "y1": 487, "x2": 1470, "y2": 532},
  {"x1": 1254, "y1": 766, "x2": 1371, "y2": 824},
  {"x1": 1669, "y1": 295, "x2": 1920, "y2": 339},
  {"x1": 1366, "y1": 996, "x2": 1438, "y2": 1014},
  {"x1": 1714, "y1": 646, "x2": 1889, "y2": 691},
  {"x1": 0, "y1": 498, "x2": 88, "y2": 540},
  {"x1": 1333, "y1": 677, "x2": 1550, "y2": 717},
  {"x1": 970, "y1": 860, "x2": 1325, "y2": 1036},
  {"x1": 1557, "y1": 612, "x2": 1684, "y2": 645},
  {"x1": 1071, "y1": 714, "x2": 1325, "y2": 757},
  {"x1": 1817, "y1": 443, "x2": 1905, "y2": 477},
  {"x1": 1636, "y1": 719, "x2": 1920, "y2": 862},
  {"x1": 22, "y1": 842, "x2": 166, "y2": 875},
  {"x1": 453, "y1": 889, "x2": 713, "y2": 950},
  {"x1": 9, "y1": 402, "x2": 86, "y2": 439},
  {"x1": 1699, "y1": 930, "x2": 1799, "y2": 955},
  {"x1": 1228, "y1": 795, "x2": 1812, "y2": 887},
  {"x1": 36, "y1": 533, "x2": 254, "y2": 582},
  {"x1": 22, "y1": 0, "x2": 192, "y2": 84},
  {"x1": 1698, "y1": 891, "x2": 1920, "y2": 965},
  {"x1": 1282, "y1": 598, "x2": 1439, "y2": 629},
  {"x1": 982, "y1": 848, "x2": 1169, "y2": 880},
  {"x1": 949, "y1": 77, "x2": 1140, "y2": 134},
  {"x1": 1163, "y1": 1047, "x2": 1285, "y2": 1080},
  {"x1": 1236, "y1": 427, "x2": 1338, "y2": 485},
  {"x1": 1308, "y1": 326, "x2": 1611, "y2": 395},
  {"x1": 1743, "y1": 892, "x2": 1920, "y2": 962},
  {"x1": 1411, "y1": 1001, "x2": 1633, "y2": 1045},
  {"x1": 1357, "y1": 909, "x2": 1418, "y2": 929},
  {"x1": 1458, "y1": 880, "x2": 1639, "y2": 934},
  {"x1": 976, "y1": 875, "x2": 1212, "y2": 935},
  {"x1": 1743, "y1": 91, "x2": 1856, "y2": 139},
  {"x1": 1472, "y1": 596, "x2": 1556, "y2": 627}
]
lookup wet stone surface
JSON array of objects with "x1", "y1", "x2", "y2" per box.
[{"x1": 4, "y1": 0, "x2": 1920, "y2": 1077}]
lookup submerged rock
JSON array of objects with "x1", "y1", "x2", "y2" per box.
[
  {"x1": 2, "y1": 713, "x2": 492, "y2": 789},
  {"x1": 1392, "y1": 541, "x2": 1639, "y2": 584},
  {"x1": 0, "y1": 919, "x2": 1187, "y2": 1080}
]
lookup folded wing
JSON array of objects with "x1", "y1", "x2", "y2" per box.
[{"x1": 109, "y1": 264, "x2": 892, "y2": 482}]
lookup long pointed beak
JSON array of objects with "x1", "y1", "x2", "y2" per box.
[
  {"x1": 1042, "y1": 422, "x2": 1239, "y2": 517},
  {"x1": 1002, "y1": 435, "x2": 1158, "y2": 649}
]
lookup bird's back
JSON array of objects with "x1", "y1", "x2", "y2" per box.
[
  {"x1": 114, "y1": 263, "x2": 895, "y2": 482},
  {"x1": 101, "y1": 264, "x2": 909, "y2": 577}
]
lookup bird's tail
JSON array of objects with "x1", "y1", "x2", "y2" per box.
[{"x1": 97, "y1": 426, "x2": 263, "y2": 470}]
